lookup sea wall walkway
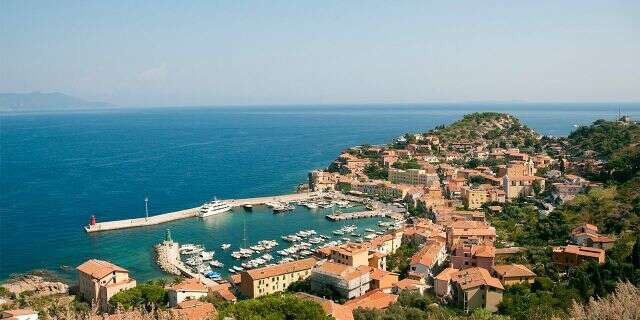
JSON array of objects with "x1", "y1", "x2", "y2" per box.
[{"x1": 84, "y1": 192, "x2": 324, "y2": 233}]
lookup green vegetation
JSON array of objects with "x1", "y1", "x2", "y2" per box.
[
  {"x1": 217, "y1": 293, "x2": 331, "y2": 320},
  {"x1": 108, "y1": 280, "x2": 168, "y2": 311},
  {"x1": 385, "y1": 242, "x2": 419, "y2": 277},
  {"x1": 392, "y1": 159, "x2": 421, "y2": 170},
  {"x1": 430, "y1": 112, "x2": 539, "y2": 149},
  {"x1": 287, "y1": 278, "x2": 346, "y2": 303},
  {"x1": 354, "y1": 290, "x2": 509, "y2": 320},
  {"x1": 365, "y1": 163, "x2": 388, "y2": 180}
]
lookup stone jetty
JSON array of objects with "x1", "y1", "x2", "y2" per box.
[{"x1": 154, "y1": 230, "x2": 181, "y2": 275}]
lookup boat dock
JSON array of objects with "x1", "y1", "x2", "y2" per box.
[
  {"x1": 85, "y1": 192, "x2": 323, "y2": 233},
  {"x1": 325, "y1": 210, "x2": 388, "y2": 221}
]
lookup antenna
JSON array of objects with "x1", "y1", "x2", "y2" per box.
[{"x1": 144, "y1": 197, "x2": 149, "y2": 220}]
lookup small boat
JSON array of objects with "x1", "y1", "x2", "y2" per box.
[
  {"x1": 221, "y1": 244, "x2": 231, "y2": 250},
  {"x1": 209, "y1": 260, "x2": 224, "y2": 268},
  {"x1": 228, "y1": 268, "x2": 236, "y2": 273},
  {"x1": 365, "y1": 228, "x2": 375, "y2": 233},
  {"x1": 233, "y1": 266, "x2": 244, "y2": 271},
  {"x1": 243, "y1": 204, "x2": 253, "y2": 211},
  {"x1": 199, "y1": 251, "x2": 215, "y2": 261}
]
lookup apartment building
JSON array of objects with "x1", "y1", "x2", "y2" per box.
[
  {"x1": 450, "y1": 244, "x2": 495, "y2": 271},
  {"x1": 552, "y1": 245, "x2": 605, "y2": 267},
  {"x1": 310, "y1": 261, "x2": 370, "y2": 299},
  {"x1": 240, "y1": 258, "x2": 317, "y2": 298},
  {"x1": 388, "y1": 168, "x2": 439, "y2": 186}
]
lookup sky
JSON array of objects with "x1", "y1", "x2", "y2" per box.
[{"x1": 1, "y1": 1, "x2": 639, "y2": 106}]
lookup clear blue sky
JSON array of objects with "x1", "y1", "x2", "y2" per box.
[{"x1": 1, "y1": 1, "x2": 638, "y2": 106}]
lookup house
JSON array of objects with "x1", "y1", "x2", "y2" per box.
[
  {"x1": 434, "y1": 268, "x2": 459, "y2": 298},
  {"x1": 570, "y1": 223, "x2": 615, "y2": 250},
  {"x1": 492, "y1": 264, "x2": 536, "y2": 285},
  {"x1": 76, "y1": 259, "x2": 137, "y2": 312},
  {"x1": 167, "y1": 278, "x2": 209, "y2": 307},
  {"x1": 294, "y1": 292, "x2": 354, "y2": 320},
  {"x1": 450, "y1": 244, "x2": 495, "y2": 271},
  {"x1": 552, "y1": 245, "x2": 605, "y2": 267},
  {"x1": 208, "y1": 283, "x2": 237, "y2": 303},
  {"x1": 168, "y1": 300, "x2": 216, "y2": 320},
  {"x1": 503, "y1": 175, "x2": 545, "y2": 199},
  {"x1": 0, "y1": 309, "x2": 38, "y2": 320},
  {"x1": 310, "y1": 261, "x2": 370, "y2": 299},
  {"x1": 392, "y1": 278, "x2": 428, "y2": 295},
  {"x1": 408, "y1": 240, "x2": 447, "y2": 279},
  {"x1": 343, "y1": 289, "x2": 398, "y2": 311},
  {"x1": 356, "y1": 265, "x2": 399, "y2": 292},
  {"x1": 446, "y1": 220, "x2": 496, "y2": 249},
  {"x1": 449, "y1": 268, "x2": 504, "y2": 313},
  {"x1": 239, "y1": 258, "x2": 317, "y2": 298}
]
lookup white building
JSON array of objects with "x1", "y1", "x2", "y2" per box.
[
  {"x1": 167, "y1": 278, "x2": 209, "y2": 307},
  {"x1": 1, "y1": 309, "x2": 38, "y2": 320},
  {"x1": 310, "y1": 261, "x2": 370, "y2": 299}
]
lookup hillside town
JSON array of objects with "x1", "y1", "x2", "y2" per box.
[{"x1": 1, "y1": 113, "x2": 638, "y2": 320}]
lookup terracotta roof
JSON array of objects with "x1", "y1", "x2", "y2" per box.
[
  {"x1": 493, "y1": 264, "x2": 536, "y2": 278},
  {"x1": 2, "y1": 309, "x2": 37, "y2": 316},
  {"x1": 314, "y1": 261, "x2": 368, "y2": 281},
  {"x1": 553, "y1": 245, "x2": 605, "y2": 258},
  {"x1": 393, "y1": 278, "x2": 424, "y2": 290},
  {"x1": 169, "y1": 278, "x2": 208, "y2": 292},
  {"x1": 344, "y1": 289, "x2": 398, "y2": 310},
  {"x1": 410, "y1": 241, "x2": 444, "y2": 267},
  {"x1": 170, "y1": 301, "x2": 216, "y2": 320},
  {"x1": 295, "y1": 292, "x2": 354, "y2": 320},
  {"x1": 229, "y1": 274, "x2": 241, "y2": 285},
  {"x1": 450, "y1": 267, "x2": 504, "y2": 291},
  {"x1": 332, "y1": 243, "x2": 369, "y2": 256},
  {"x1": 434, "y1": 267, "x2": 459, "y2": 281},
  {"x1": 209, "y1": 283, "x2": 237, "y2": 302},
  {"x1": 472, "y1": 244, "x2": 496, "y2": 258},
  {"x1": 573, "y1": 232, "x2": 614, "y2": 243},
  {"x1": 244, "y1": 257, "x2": 317, "y2": 280},
  {"x1": 89, "y1": 310, "x2": 144, "y2": 320},
  {"x1": 76, "y1": 259, "x2": 128, "y2": 279},
  {"x1": 355, "y1": 265, "x2": 396, "y2": 282}
]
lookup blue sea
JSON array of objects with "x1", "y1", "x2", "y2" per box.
[{"x1": 1, "y1": 103, "x2": 639, "y2": 282}]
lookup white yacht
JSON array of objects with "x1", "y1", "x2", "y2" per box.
[{"x1": 199, "y1": 198, "x2": 232, "y2": 218}]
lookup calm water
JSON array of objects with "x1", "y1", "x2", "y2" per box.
[{"x1": 1, "y1": 103, "x2": 639, "y2": 282}]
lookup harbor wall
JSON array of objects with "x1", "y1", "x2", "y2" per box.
[{"x1": 85, "y1": 192, "x2": 323, "y2": 233}]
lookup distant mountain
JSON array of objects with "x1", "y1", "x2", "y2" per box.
[{"x1": 0, "y1": 92, "x2": 112, "y2": 112}]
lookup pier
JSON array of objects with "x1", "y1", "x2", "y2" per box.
[
  {"x1": 325, "y1": 210, "x2": 388, "y2": 221},
  {"x1": 85, "y1": 192, "x2": 324, "y2": 233}
]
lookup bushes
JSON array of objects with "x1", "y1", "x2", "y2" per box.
[
  {"x1": 217, "y1": 293, "x2": 331, "y2": 320},
  {"x1": 108, "y1": 280, "x2": 168, "y2": 311}
]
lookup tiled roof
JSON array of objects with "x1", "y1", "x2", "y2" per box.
[
  {"x1": 168, "y1": 278, "x2": 208, "y2": 292},
  {"x1": 344, "y1": 289, "x2": 398, "y2": 310},
  {"x1": 295, "y1": 292, "x2": 354, "y2": 320},
  {"x1": 493, "y1": 264, "x2": 536, "y2": 278},
  {"x1": 553, "y1": 245, "x2": 605, "y2": 258},
  {"x1": 393, "y1": 278, "x2": 424, "y2": 290},
  {"x1": 76, "y1": 259, "x2": 128, "y2": 279},
  {"x1": 314, "y1": 261, "x2": 368, "y2": 281},
  {"x1": 170, "y1": 301, "x2": 216, "y2": 320},
  {"x1": 451, "y1": 267, "x2": 504, "y2": 290},
  {"x1": 410, "y1": 241, "x2": 444, "y2": 267},
  {"x1": 2, "y1": 309, "x2": 37, "y2": 316},
  {"x1": 434, "y1": 267, "x2": 459, "y2": 281},
  {"x1": 89, "y1": 310, "x2": 144, "y2": 320},
  {"x1": 210, "y1": 283, "x2": 237, "y2": 302},
  {"x1": 245, "y1": 257, "x2": 317, "y2": 280}
]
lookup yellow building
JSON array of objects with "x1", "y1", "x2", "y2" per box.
[
  {"x1": 492, "y1": 264, "x2": 536, "y2": 286},
  {"x1": 462, "y1": 187, "x2": 488, "y2": 209},
  {"x1": 388, "y1": 168, "x2": 439, "y2": 186},
  {"x1": 330, "y1": 244, "x2": 370, "y2": 268},
  {"x1": 76, "y1": 259, "x2": 137, "y2": 312},
  {"x1": 240, "y1": 258, "x2": 317, "y2": 298}
]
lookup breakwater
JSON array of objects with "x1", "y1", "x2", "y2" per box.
[{"x1": 85, "y1": 192, "x2": 323, "y2": 233}]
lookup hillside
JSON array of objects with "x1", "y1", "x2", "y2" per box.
[
  {"x1": 0, "y1": 92, "x2": 111, "y2": 112},
  {"x1": 429, "y1": 112, "x2": 540, "y2": 149}
]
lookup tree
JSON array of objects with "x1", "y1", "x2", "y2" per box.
[{"x1": 218, "y1": 293, "x2": 331, "y2": 320}]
